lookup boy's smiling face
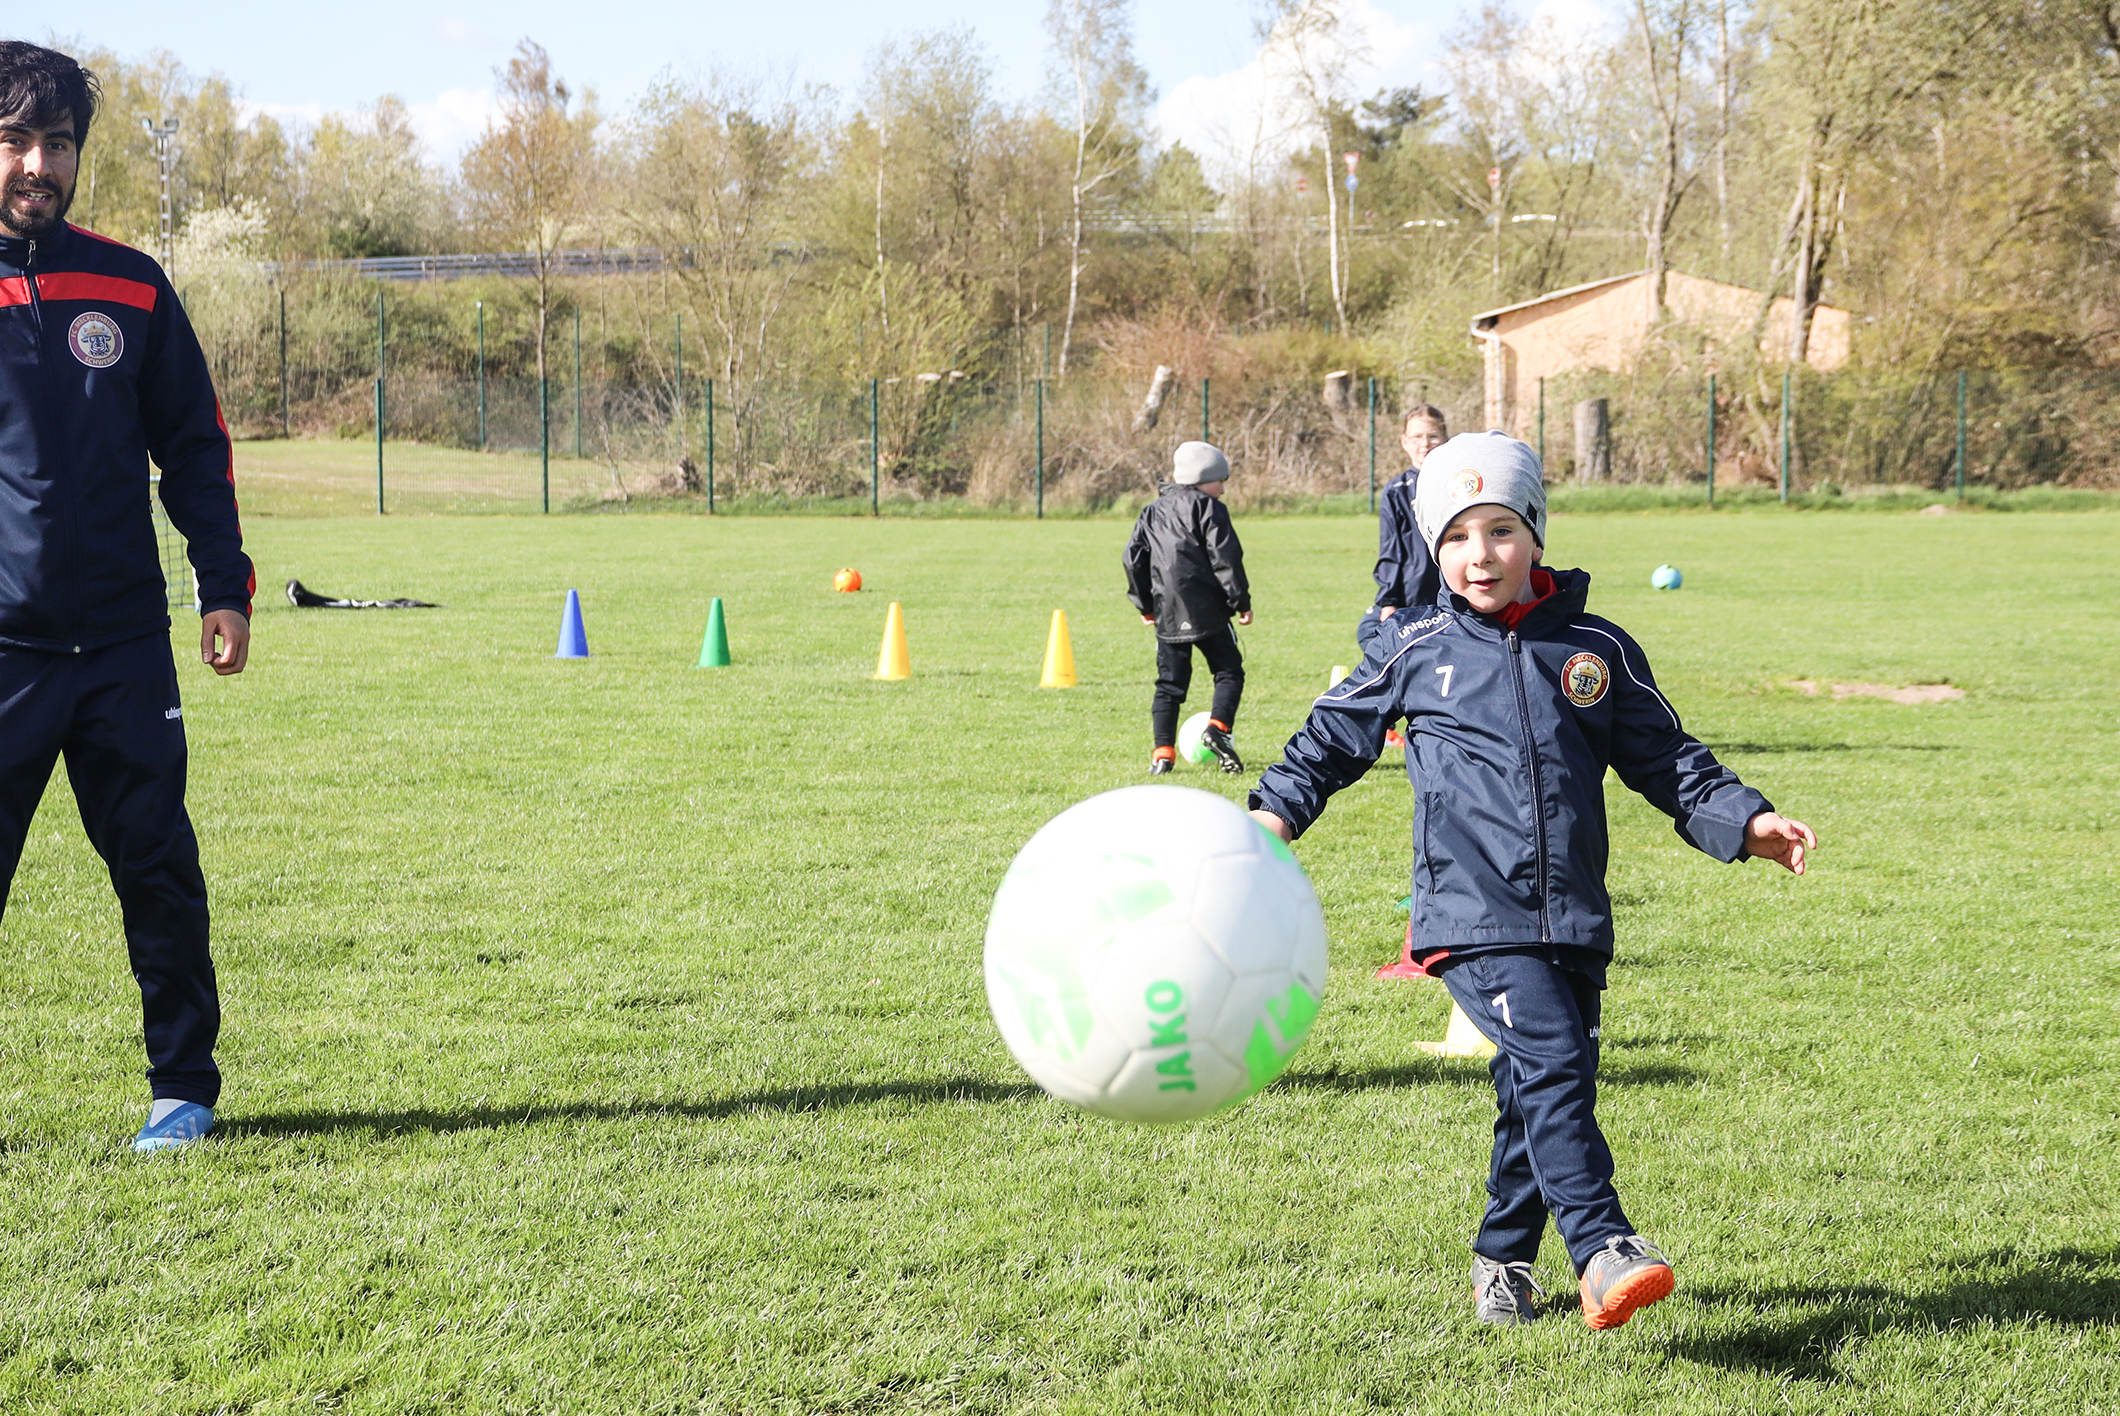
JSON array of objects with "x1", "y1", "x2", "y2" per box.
[{"x1": 1437, "y1": 505, "x2": 1542, "y2": 614}]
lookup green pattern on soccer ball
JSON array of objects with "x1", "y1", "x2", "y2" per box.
[{"x1": 1238, "y1": 980, "x2": 1322, "y2": 1095}]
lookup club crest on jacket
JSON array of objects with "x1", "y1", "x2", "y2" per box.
[
  {"x1": 68, "y1": 312, "x2": 123, "y2": 369},
  {"x1": 1562, "y1": 651, "x2": 1610, "y2": 706}
]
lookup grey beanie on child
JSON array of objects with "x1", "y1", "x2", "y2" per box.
[
  {"x1": 1172, "y1": 441, "x2": 1230, "y2": 486},
  {"x1": 1413, "y1": 432, "x2": 1547, "y2": 559}
]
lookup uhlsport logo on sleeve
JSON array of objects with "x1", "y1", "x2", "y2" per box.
[
  {"x1": 68, "y1": 312, "x2": 124, "y2": 369},
  {"x1": 1561, "y1": 651, "x2": 1610, "y2": 706}
]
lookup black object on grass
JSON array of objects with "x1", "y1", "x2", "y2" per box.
[{"x1": 286, "y1": 579, "x2": 440, "y2": 610}]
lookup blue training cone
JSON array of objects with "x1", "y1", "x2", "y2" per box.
[{"x1": 555, "y1": 589, "x2": 590, "y2": 658}]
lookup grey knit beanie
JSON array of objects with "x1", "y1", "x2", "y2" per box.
[
  {"x1": 1413, "y1": 432, "x2": 1547, "y2": 559},
  {"x1": 1172, "y1": 441, "x2": 1230, "y2": 486}
]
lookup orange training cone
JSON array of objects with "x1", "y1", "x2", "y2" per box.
[
  {"x1": 1039, "y1": 610, "x2": 1077, "y2": 688},
  {"x1": 874, "y1": 601, "x2": 911, "y2": 680}
]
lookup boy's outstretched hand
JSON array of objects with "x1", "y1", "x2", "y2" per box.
[{"x1": 1743, "y1": 812, "x2": 1817, "y2": 874}]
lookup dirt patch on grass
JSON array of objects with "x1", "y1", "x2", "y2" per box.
[{"x1": 1793, "y1": 680, "x2": 1966, "y2": 704}]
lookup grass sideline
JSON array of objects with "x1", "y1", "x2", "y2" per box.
[
  {"x1": 229, "y1": 438, "x2": 2120, "y2": 519},
  {"x1": 3, "y1": 511, "x2": 2116, "y2": 1412}
]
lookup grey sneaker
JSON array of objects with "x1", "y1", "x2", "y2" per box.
[
  {"x1": 1470, "y1": 1254, "x2": 1544, "y2": 1325},
  {"x1": 1577, "y1": 1234, "x2": 1675, "y2": 1329}
]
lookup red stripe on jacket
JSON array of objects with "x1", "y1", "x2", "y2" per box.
[{"x1": 34, "y1": 272, "x2": 158, "y2": 310}]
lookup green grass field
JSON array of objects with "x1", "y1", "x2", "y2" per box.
[{"x1": 3, "y1": 504, "x2": 2116, "y2": 1413}]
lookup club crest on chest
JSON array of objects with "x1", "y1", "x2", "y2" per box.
[{"x1": 1562, "y1": 651, "x2": 1610, "y2": 707}]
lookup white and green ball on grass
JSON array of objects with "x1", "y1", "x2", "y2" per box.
[
  {"x1": 983, "y1": 786, "x2": 1328, "y2": 1123},
  {"x1": 1176, "y1": 711, "x2": 1218, "y2": 766}
]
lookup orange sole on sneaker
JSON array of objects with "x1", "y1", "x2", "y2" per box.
[{"x1": 1580, "y1": 1263, "x2": 1674, "y2": 1330}]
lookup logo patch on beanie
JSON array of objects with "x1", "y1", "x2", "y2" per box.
[
  {"x1": 68, "y1": 312, "x2": 124, "y2": 369},
  {"x1": 1561, "y1": 652, "x2": 1610, "y2": 707},
  {"x1": 1450, "y1": 470, "x2": 1483, "y2": 500}
]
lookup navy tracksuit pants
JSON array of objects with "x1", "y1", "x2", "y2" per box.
[
  {"x1": 1435, "y1": 950, "x2": 1633, "y2": 1273},
  {"x1": 0, "y1": 634, "x2": 220, "y2": 1106}
]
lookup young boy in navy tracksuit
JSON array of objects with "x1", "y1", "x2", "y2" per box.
[
  {"x1": 1249, "y1": 432, "x2": 1816, "y2": 1328},
  {"x1": 1355, "y1": 403, "x2": 1449, "y2": 655}
]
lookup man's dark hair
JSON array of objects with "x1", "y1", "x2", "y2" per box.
[{"x1": 0, "y1": 42, "x2": 98, "y2": 147}]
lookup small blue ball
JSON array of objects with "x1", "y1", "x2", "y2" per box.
[{"x1": 1651, "y1": 565, "x2": 1683, "y2": 590}]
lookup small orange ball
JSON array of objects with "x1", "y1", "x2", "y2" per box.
[{"x1": 832, "y1": 567, "x2": 863, "y2": 593}]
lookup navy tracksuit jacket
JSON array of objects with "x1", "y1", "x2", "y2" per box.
[
  {"x1": 0, "y1": 221, "x2": 254, "y2": 1108},
  {"x1": 1354, "y1": 467, "x2": 1441, "y2": 654},
  {"x1": 1252, "y1": 568, "x2": 1772, "y2": 1269}
]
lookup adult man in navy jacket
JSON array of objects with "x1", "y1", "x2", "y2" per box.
[{"x1": 0, "y1": 44, "x2": 254, "y2": 1152}]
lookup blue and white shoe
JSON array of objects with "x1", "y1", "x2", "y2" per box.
[{"x1": 133, "y1": 1101, "x2": 214, "y2": 1153}]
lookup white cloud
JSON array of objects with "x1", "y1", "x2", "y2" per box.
[
  {"x1": 406, "y1": 87, "x2": 499, "y2": 161},
  {"x1": 1152, "y1": 0, "x2": 1442, "y2": 181},
  {"x1": 237, "y1": 87, "x2": 496, "y2": 166}
]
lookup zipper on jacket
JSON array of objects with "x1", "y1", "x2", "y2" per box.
[{"x1": 1506, "y1": 630, "x2": 1553, "y2": 941}]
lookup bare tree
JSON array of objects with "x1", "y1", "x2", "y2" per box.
[
  {"x1": 628, "y1": 75, "x2": 815, "y2": 470},
  {"x1": 1260, "y1": 0, "x2": 1368, "y2": 335},
  {"x1": 461, "y1": 40, "x2": 599, "y2": 435},
  {"x1": 1634, "y1": 0, "x2": 1698, "y2": 324},
  {"x1": 1046, "y1": 0, "x2": 1148, "y2": 375}
]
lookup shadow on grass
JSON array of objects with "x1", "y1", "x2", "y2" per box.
[
  {"x1": 1279, "y1": 1057, "x2": 1702, "y2": 1092},
  {"x1": 1670, "y1": 1245, "x2": 2120, "y2": 1383},
  {"x1": 229, "y1": 1076, "x2": 1040, "y2": 1138}
]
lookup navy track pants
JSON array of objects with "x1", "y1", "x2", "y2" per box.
[
  {"x1": 1436, "y1": 950, "x2": 1632, "y2": 1272},
  {"x1": 1151, "y1": 627, "x2": 1244, "y2": 748},
  {"x1": 0, "y1": 634, "x2": 220, "y2": 1106}
]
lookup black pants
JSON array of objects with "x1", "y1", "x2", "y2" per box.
[
  {"x1": 0, "y1": 634, "x2": 220, "y2": 1106},
  {"x1": 1152, "y1": 627, "x2": 1244, "y2": 748},
  {"x1": 1436, "y1": 950, "x2": 1632, "y2": 1273}
]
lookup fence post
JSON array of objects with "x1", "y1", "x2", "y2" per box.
[
  {"x1": 704, "y1": 377, "x2": 716, "y2": 513},
  {"x1": 1536, "y1": 376, "x2": 1545, "y2": 467},
  {"x1": 1035, "y1": 378, "x2": 1045, "y2": 520},
  {"x1": 475, "y1": 301, "x2": 487, "y2": 451},
  {"x1": 373, "y1": 378, "x2": 385, "y2": 515},
  {"x1": 1955, "y1": 370, "x2": 1967, "y2": 501},
  {"x1": 1201, "y1": 378, "x2": 1210, "y2": 444},
  {"x1": 1042, "y1": 322, "x2": 1051, "y2": 378},
  {"x1": 573, "y1": 307, "x2": 584, "y2": 461},
  {"x1": 1367, "y1": 375, "x2": 1377, "y2": 513},
  {"x1": 1705, "y1": 373, "x2": 1716, "y2": 507},
  {"x1": 1779, "y1": 369, "x2": 1791, "y2": 504},
  {"x1": 540, "y1": 368, "x2": 550, "y2": 514},
  {"x1": 277, "y1": 288, "x2": 288, "y2": 439},
  {"x1": 374, "y1": 289, "x2": 385, "y2": 514},
  {"x1": 869, "y1": 378, "x2": 880, "y2": 516}
]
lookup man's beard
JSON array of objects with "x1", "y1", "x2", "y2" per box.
[{"x1": 0, "y1": 178, "x2": 73, "y2": 239}]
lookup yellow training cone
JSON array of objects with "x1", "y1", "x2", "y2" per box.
[
  {"x1": 874, "y1": 601, "x2": 911, "y2": 680},
  {"x1": 1415, "y1": 1000, "x2": 1499, "y2": 1060},
  {"x1": 1329, "y1": 664, "x2": 1349, "y2": 690},
  {"x1": 1039, "y1": 609, "x2": 1077, "y2": 688}
]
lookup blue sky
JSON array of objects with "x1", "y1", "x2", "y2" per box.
[{"x1": 45, "y1": 0, "x2": 1612, "y2": 165}]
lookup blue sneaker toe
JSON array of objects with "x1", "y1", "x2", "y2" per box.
[{"x1": 133, "y1": 1103, "x2": 214, "y2": 1153}]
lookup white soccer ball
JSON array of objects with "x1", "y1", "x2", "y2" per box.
[
  {"x1": 984, "y1": 785, "x2": 1329, "y2": 1123},
  {"x1": 1176, "y1": 711, "x2": 1217, "y2": 765}
]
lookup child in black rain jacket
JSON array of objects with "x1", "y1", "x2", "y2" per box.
[{"x1": 1248, "y1": 432, "x2": 1817, "y2": 1330}]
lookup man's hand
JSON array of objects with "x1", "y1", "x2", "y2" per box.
[
  {"x1": 1250, "y1": 809, "x2": 1292, "y2": 843},
  {"x1": 1142, "y1": 614, "x2": 1155, "y2": 626},
  {"x1": 1237, "y1": 610, "x2": 1253, "y2": 626},
  {"x1": 200, "y1": 609, "x2": 249, "y2": 675},
  {"x1": 1743, "y1": 812, "x2": 1816, "y2": 874},
  {"x1": 1379, "y1": 606, "x2": 1397, "y2": 622}
]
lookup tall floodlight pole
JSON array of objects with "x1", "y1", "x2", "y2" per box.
[{"x1": 140, "y1": 117, "x2": 180, "y2": 281}]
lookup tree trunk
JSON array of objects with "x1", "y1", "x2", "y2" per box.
[
  {"x1": 1574, "y1": 398, "x2": 1610, "y2": 483},
  {"x1": 1133, "y1": 365, "x2": 1176, "y2": 432}
]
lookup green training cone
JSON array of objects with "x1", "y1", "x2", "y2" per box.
[{"x1": 697, "y1": 597, "x2": 731, "y2": 668}]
